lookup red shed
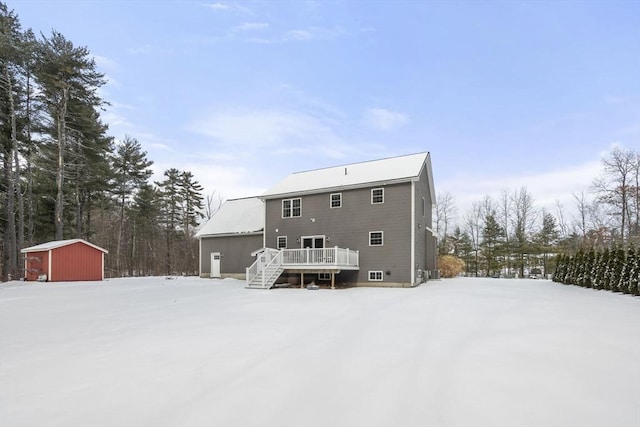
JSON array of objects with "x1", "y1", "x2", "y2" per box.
[{"x1": 21, "y1": 239, "x2": 108, "y2": 282}]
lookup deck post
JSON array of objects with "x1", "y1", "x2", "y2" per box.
[
  {"x1": 331, "y1": 272, "x2": 335, "y2": 290},
  {"x1": 300, "y1": 272, "x2": 304, "y2": 289}
]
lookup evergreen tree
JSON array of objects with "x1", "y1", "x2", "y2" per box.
[
  {"x1": 111, "y1": 136, "x2": 153, "y2": 275},
  {"x1": 584, "y1": 248, "x2": 595, "y2": 288},
  {"x1": 481, "y1": 210, "x2": 505, "y2": 277},
  {"x1": 591, "y1": 250, "x2": 602, "y2": 289},
  {"x1": 157, "y1": 168, "x2": 183, "y2": 275},
  {"x1": 34, "y1": 30, "x2": 106, "y2": 240},
  {"x1": 627, "y1": 245, "x2": 639, "y2": 296}
]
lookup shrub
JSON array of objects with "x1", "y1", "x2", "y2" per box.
[{"x1": 439, "y1": 255, "x2": 465, "y2": 278}]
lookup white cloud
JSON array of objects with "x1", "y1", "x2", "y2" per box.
[
  {"x1": 234, "y1": 22, "x2": 269, "y2": 32},
  {"x1": 363, "y1": 108, "x2": 409, "y2": 131},
  {"x1": 203, "y1": 2, "x2": 250, "y2": 13},
  {"x1": 188, "y1": 108, "x2": 343, "y2": 152},
  {"x1": 438, "y1": 159, "x2": 603, "y2": 222}
]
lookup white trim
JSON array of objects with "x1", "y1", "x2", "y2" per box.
[
  {"x1": 330, "y1": 193, "x2": 342, "y2": 208},
  {"x1": 411, "y1": 181, "x2": 415, "y2": 285},
  {"x1": 368, "y1": 271, "x2": 383, "y2": 281},
  {"x1": 369, "y1": 231, "x2": 384, "y2": 246},
  {"x1": 371, "y1": 188, "x2": 384, "y2": 204},
  {"x1": 282, "y1": 198, "x2": 302, "y2": 218},
  {"x1": 198, "y1": 237, "x2": 202, "y2": 276}
]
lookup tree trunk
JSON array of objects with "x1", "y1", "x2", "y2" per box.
[
  {"x1": 54, "y1": 88, "x2": 68, "y2": 241},
  {"x1": 2, "y1": 66, "x2": 18, "y2": 281}
]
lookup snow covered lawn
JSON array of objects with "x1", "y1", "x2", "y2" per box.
[{"x1": 1, "y1": 277, "x2": 639, "y2": 427}]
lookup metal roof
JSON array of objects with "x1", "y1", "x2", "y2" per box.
[
  {"x1": 261, "y1": 152, "x2": 433, "y2": 199},
  {"x1": 21, "y1": 239, "x2": 108, "y2": 253},
  {"x1": 195, "y1": 197, "x2": 264, "y2": 238}
]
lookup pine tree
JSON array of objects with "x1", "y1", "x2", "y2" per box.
[
  {"x1": 601, "y1": 247, "x2": 612, "y2": 290},
  {"x1": 111, "y1": 136, "x2": 153, "y2": 276},
  {"x1": 34, "y1": 30, "x2": 106, "y2": 240}
]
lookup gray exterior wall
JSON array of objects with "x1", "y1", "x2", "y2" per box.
[
  {"x1": 265, "y1": 182, "x2": 417, "y2": 286},
  {"x1": 199, "y1": 233, "x2": 263, "y2": 277},
  {"x1": 413, "y1": 162, "x2": 435, "y2": 283}
]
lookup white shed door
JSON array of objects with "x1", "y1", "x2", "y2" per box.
[{"x1": 211, "y1": 252, "x2": 221, "y2": 278}]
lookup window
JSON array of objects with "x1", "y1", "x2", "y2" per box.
[
  {"x1": 282, "y1": 198, "x2": 302, "y2": 218},
  {"x1": 422, "y1": 197, "x2": 426, "y2": 217},
  {"x1": 369, "y1": 271, "x2": 383, "y2": 281},
  {"x1": 318, "y1": 273, "x2": 331, "y2": 281},
  {"x1": 371, "y1": 188, "x2": 384, "y2": 204},
  {"x1": 369, "y1": 231, "x2": 384, "y2": 246},
  {"x1": 330, "y1": 193, "x2": 342, "y2": 208},
  {"x1": 277, "y1": 236, "x2": 287, "y2": 249}
]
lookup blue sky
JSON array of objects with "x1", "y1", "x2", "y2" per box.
[{"x1": 13, "y1": 0, "x2": 640, "y2": 215}]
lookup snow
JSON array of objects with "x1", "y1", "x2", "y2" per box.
[
  {"x1": 1, "y1": 277, "x2": 639, "y2": 427},
  {"x1": 195, "y1": 197, "x2": 264, "y2": 237},
  {"x1": 20, "y1": 239, "x2": 108, "y2": 253},
  {"x1": 262, "y1": 152, "x2": 431, "y2": 198}
]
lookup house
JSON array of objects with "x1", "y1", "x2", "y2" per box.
[
  {"x1": 197, "y1": 152, "x2": 437, "y2": 288},
  {"x1": 195, "y1": 197, "x2": 264, "y2": 279},
  {"x1": 21, "y1": 239, "x2": 108, "y2": 282}
]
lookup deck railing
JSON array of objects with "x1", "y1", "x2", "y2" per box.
[
  {"x1": 281, "y1": 247, "x2": 359, "y2": 267},
  {"x1": 246, "y1": 248, "x2": 281, "y2": 285}
]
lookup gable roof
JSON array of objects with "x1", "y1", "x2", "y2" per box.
[
  {"x1": 195, "y1": 197, "x2": 264, "y2": 238},
  {"x1": 21, "y1": 239, "x2": 108, "y2": 253},
  {"x1": 261, "y1": 152, "x2": 433, "y2": 199}
]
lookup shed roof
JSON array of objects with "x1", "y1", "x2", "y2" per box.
[
  {"x1": 195, "y1": 197, "x2": 264, "y2": 238},
  {"x1": 261, "y1": 152, "x2": 433, "y2": 198},
  {"x1": 21, "y1": 239, "x2": 108, "y2": 253}
]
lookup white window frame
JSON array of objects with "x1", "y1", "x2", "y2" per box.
[
  {"x1": 318, "y1": 273, "x2": 331, "y2": 281},
  {"x1": 369, "y1": 231, "x2": 384, "y2": 246},
  {"x1": 371, "y1": 188, "x2": 384, "y2": 204},
  {"x1": 277, "y1": 236, "x2": 287, "y2": 249},
  {"x1": 330, "y1": 193, "x2": 342, "y2": 209},
  {"x1": 282, "y1": 198, "x2": 302, "y2": 218},
  {"x1": 368, "y1": 271, "x2": 383, "y2": 281}
]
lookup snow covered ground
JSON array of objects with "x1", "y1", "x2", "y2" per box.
[{"x1": 1, "y1": 276, "x2": 639, "y2": 427}]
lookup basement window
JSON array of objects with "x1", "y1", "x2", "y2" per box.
[{"x1": 368, "y1": 271, "x2": 383, "y2": 281}]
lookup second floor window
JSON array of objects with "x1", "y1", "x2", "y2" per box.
[
  {"x1": 330, "y1": 193, "x2": 342, "y2": 208},
  {"x1": 282, "y1": 198, "x2": 302, "y2": 218},
  {"x1": 369, "y1": 231, "x2": 384, "y2": 246},
  {"x1": 371, "y1": 188, "x2": 384, "y2": 204}
]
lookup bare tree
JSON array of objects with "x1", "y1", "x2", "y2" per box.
[
  {"x1": 554, "y1": 199, "x2": 569, "y2": 240},
  {"x1": 510, "y1": 187, "x2": 537, "y2": 277},
  {"x1": 592, "y1": 147, "x2": 636, "y2": 245},
  {"x1": 435, "y1": 191, "x2": 456, "y2": 254},
  {"x1": 203, "y1": 190, "x2": 224, "y2": 220}
]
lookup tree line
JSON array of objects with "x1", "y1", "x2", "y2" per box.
[
  {"x1": 553, "y1": 246, "x2": 638, "y2": 295},
  {"x1": 435, "y1": 146, "x2": 640, "y2": 278},
  {"x1": 1, "y1": 3, "x2": 207, "y2": 281}
]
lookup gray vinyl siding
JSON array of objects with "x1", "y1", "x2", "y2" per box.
[
  {"x1": 413, "y1": 163, "x2": 434, "y2": 282},
  {"x1": 200, "y1": 234, "x2": 263, "y2": 276},
  {"x1": 265, "y1": 183, "x2": 413, "y2": 284}
]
